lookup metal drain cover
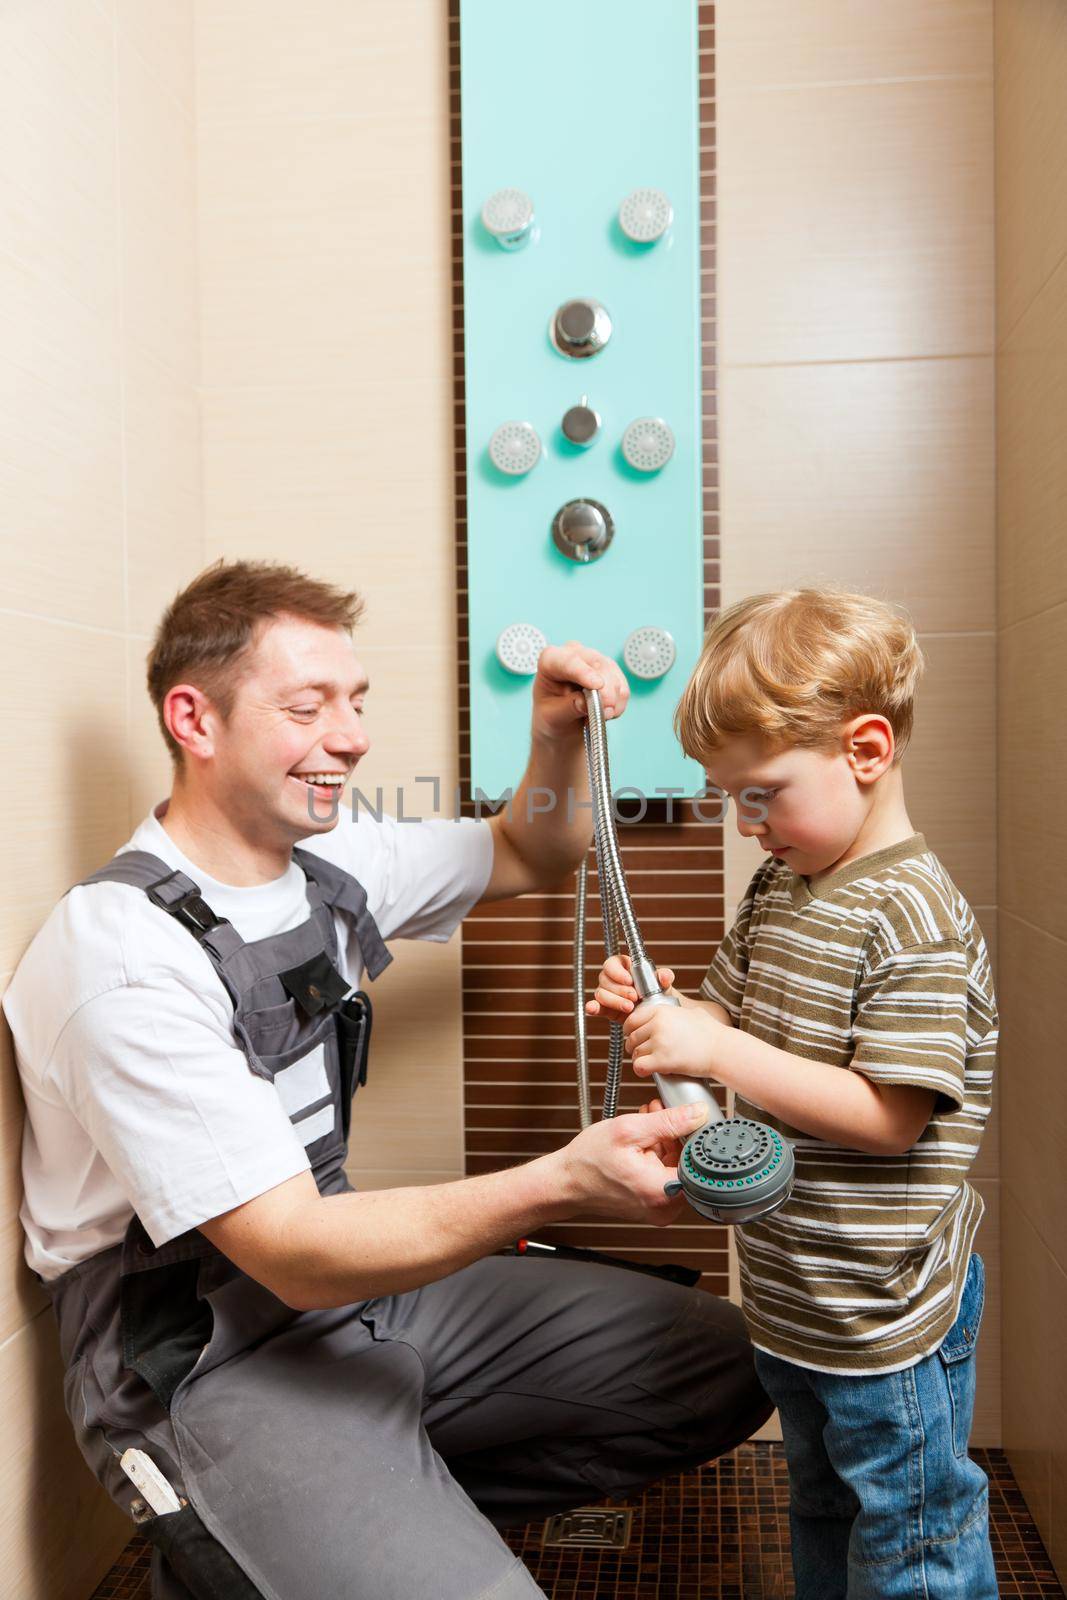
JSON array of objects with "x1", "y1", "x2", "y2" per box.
[{"x1": 541, "y1": 1506, "x2": 633, "y2": 1550}]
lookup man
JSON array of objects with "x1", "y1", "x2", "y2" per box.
[{"x1": 5, "y1": 561, "x2": 769, "y2": 1600}]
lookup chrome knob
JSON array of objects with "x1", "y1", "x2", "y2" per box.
[
  {"x1": 550, "y1": 298, "x2": 612, "y2": 359},
  {"x1": 552, "y1": 499, "x2": 614, "y2": 564},
  {"x1": 561, "y1": 398, "x2": 601, "y2": 447}
]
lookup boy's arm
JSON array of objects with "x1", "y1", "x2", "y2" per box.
[
  {"x1": 625, "y1": 936, "x2": 974, "y2": 1156},
  {"x1": 629, "y1": 1017, "x2": 936, "y2": 1156}
]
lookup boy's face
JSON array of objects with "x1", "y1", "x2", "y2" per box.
[{"x1": 705, "y1": 727, "x2": 880, "y2": 878}]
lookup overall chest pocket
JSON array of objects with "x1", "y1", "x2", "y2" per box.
[{"x1": 250, "y1": 1005, "x2": 340, "y2": 1150}]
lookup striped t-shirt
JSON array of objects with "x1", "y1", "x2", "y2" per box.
[{"x1": 700, "y1": 833, "x2": 996, "y2": 1375}]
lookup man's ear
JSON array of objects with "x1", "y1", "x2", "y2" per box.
[
  {"x1": 164, "y1": 683, "x2": 218, "y2": 764},
  {"x1": 842, "y1": 714, "x2": 895, "y2": 783}
]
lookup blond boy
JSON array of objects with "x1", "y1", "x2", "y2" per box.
[{"x1": 590, "y1": 589, "x2": 997, "y2": 1600}]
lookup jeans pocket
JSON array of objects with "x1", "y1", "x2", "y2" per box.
[{"x1": 937, "y1": 1252, "x2": 984, "y2": 1457}]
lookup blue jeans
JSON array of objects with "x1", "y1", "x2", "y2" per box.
[{"x1": 753, "y1": 1253, "x2": 996, "y2": 1599}]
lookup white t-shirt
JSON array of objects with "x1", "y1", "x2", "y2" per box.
[{"x1": 4, "y1": 802, "x2": 494, "y2": 1281}]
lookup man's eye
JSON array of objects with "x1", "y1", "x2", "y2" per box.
[{"x1": 291, "y1": 706, "x2": 319, "y2": 718}]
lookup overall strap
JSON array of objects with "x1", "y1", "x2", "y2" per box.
[
  {"x1": 292, "y1": 847, "x2": 393, "y2": 981},
  {"x1": 77, "y1": 850, "x2": 247, "y2": 966}
]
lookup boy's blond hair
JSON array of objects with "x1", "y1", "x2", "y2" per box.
[{"x1": 674, "y1": 587, "x2": 924, "y2": 766}]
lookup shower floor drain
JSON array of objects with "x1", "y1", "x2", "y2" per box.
[{"x1": 540, "y1": 1506, "x2": 633, "y2": 1550}]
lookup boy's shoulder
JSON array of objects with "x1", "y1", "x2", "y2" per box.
[{"x1": 749, "y1": 841, "x2": 987, "y2": 963}]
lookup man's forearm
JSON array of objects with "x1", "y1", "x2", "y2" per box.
[
  {"x1": 503, "y1": 728, "x2": 592, "y2": 884},
  {"x1": 276, "y1": 1156, "x2": 571, "y2": 1311}
]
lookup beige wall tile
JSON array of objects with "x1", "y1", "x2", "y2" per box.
[
  {"x1": 1002, "y1": 1188, "x2": 1056, "y2": 1544},
  {"x1": 718, "y1": 77, "x2": 994, "y2": 365},
  {"x1": 196, "y1": 113, "x2": 450, "y2": 390},
  {"x1": 0, "y1": 252, "x2": 124, "y2": 630},
  {"x1": 123, "y1": 340, "x2": 204, "y2": 635},
  {"x1": 719, "y1": 358, "x2": 995, "y2": 634},
  {"x1": 116, "y1": 0, "x2": 195, "y2": 113},
  {"x1": 997, "y1": 912, "x2": 1067, "y2": 1267},
  {"x1": 970, "y1": 1177, "x2": 1000, "y2": 1446},
  {"x1": 354, "y1": 1168, "x2": 465, "y2": 1191},
  {"x1": 0, "y1": 617, "x2": 130, "y2": 973},
  {"x1": 0, "y1": 0, "x2": 119, "y2": 328},
  {"x1": 345, "y1": 940, "x2": 466, "y2": 1178},
  {"x1": 718, "y1": 0, "x2": 992, "y2": 90},
  {"x1": 333, "y1": 642, "x2": 460, "y2": 802},
  {"x1": 999, "y1": 603, "x2": 1067, "y2": 941},
  {"x1": 994, "y1": 0, "x2": 1067, "y2": 340},
  {"x1": 200, "y1": 383, "x2": 454, "y2": 583},
  {"x1": 997, "y1": 256, "x2": 1067, "y2": 630},
  {"x1": 0, "y1": 1309, "x2": 129, "y2": 1600},
  {"x1": 127, "y1": 635, "x2": 175, "y2": 827},
  {"x1": 118, "y1": 34, "x2": 199, "y2": 383},
  {"x1": 195, "y1": 0, "x2": 446, "y2": 126},
  {"x1": 0, "y1": 976, "x2": 47, "y2": 1348},
  {"x1": 900, "y1": 631, "x2": 996, "y2": 909}
]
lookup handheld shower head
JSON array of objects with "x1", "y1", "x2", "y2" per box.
[{"x1": 578, "y1": 688, "x2": 795, "y2": 1227}]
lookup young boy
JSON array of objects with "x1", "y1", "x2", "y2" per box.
[{"x1": 589, "y1": 588, "x2": 997, "y2": 1600}]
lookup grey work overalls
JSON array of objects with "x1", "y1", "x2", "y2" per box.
[
  {"x1": 47, "y1": 845, "x2": 389, "y2": 1599},
  {"x1": 44, "y1": 849, "x2": 773, "y2": 1600}
]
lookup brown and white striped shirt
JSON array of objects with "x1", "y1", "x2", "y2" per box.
[{"x1": 701, "y1": 833, "x2": 995, "y2": 1374}]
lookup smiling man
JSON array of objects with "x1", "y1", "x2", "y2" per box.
[{"x1": 4, "y1": 560, "x2": 769, "y2": 1600}]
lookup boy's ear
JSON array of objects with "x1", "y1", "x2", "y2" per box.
[{"x1": 842, "y1": 714, "x2": 895, "y2": 782}]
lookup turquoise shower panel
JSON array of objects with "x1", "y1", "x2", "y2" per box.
[{"x1": 460, "y1": 0, "x2": 705, "y2": 800}]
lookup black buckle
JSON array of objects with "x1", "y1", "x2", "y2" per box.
[{"x1": 147, "y1": 878, "x2": 226, "y2": 941}]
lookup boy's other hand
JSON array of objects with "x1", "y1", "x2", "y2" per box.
[
  {"x1": 585, "y1": 953, "x2": 675, "y2": 1020},
  {"x1": 625, "y1": 1001, "x2": 724, "y2": 1083}
]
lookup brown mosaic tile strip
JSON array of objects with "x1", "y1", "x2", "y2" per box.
[{"x1": 92, "y1": 1447, "x2": 1065, "y2": 1599}]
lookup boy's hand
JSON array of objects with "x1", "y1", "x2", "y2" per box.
[
  {"x1": 624, "y1": 1002, "x2": 726, "y2": 1082},
  {"x1": 585, "y1": 952, "x2": 675, "y2": 1020}
]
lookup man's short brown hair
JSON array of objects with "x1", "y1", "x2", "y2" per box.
[{"x1": 146, "y1": 559, "x2": 364, "y2": 765}]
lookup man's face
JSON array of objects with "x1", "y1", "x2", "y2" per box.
[
  {"x1": 206, "y1": 615, "x2": 370, "y2": 849},
  {"x1": 706, "y1": 730, "x2": 870, "y2": 878}
]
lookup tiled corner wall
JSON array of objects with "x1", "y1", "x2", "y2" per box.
[
  {"x1": 714, "y1": 0, "x2": 998, "y2": 1446},
  {"x1": 994, "y1": 0, "x2": 1067, "y2": 1581},
  {"x1": 0, "y1": 4, "x2": 205, "y2": 1595}
]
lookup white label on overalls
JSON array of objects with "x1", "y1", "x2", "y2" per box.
[
  {"x1": 294, "y1": 1104, "x2": 336, "y2": 1147},
  {"x1": 274, "y1": 1044, "x2": 330, "y2": 1118}
]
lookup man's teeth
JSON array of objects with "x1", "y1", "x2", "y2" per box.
[{"x1": 295, "y1": 773, "x2": 346, "y2": 785}]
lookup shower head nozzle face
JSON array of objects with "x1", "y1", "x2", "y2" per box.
[
  {"x1": 619, "y1": 187, "x2": 673, "y2": 244},
  {"x1": 621, "y1": 417, "x2": 675, "y2": 473},
  {"x1": 678, "y1": 1118, "x2": 796, "y2": 1224},
  {"x1": 496, "y1": 623, "x2": 547, "y2": 677},
  {"x1": 623, "y1": 627, "x2": 676, "y2": 681},
  {"x1": 481, "y1": 188, "x2": 535, "y2": 248},
  {"x1": 488, "y1": 420, "x2": 542, "y2": 476}
]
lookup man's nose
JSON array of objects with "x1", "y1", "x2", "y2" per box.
[{"x1": 326, "y1": 705, "x2": 370, "y2": 758}]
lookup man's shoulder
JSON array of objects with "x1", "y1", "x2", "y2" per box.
[{"x1": 4, "y1": 876, "x2": 217, "y2": 1070}]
